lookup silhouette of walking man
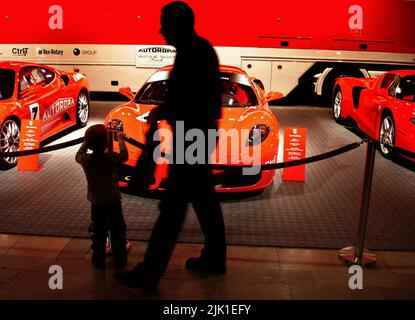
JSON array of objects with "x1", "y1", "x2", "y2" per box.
[{"x1": 116, "y1": 1, "x2": 227, "y2": 288}]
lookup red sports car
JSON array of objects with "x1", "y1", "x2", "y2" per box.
[
  {"x1": 0, "y1": 61, "x2": 90, "y2": 169},
  {"x1": 105, "y1": 65, "x2": 282, "y2": 193},
  {"x1": 333, "y1": 70, "x2": 415, "y2": 158}
]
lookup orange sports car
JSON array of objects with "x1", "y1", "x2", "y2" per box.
[
  {"x1": 0, "y1": 61, "x2": 90, "y2": 169},
  {"x1": 105, "y1": 65, "x2": 282, "y2": 193}
]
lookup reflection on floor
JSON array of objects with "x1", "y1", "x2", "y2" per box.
[{"x1": 1, "y1": 233, "x2": 415, "y2": 300}]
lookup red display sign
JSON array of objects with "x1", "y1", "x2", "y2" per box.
[
  {"x1": 18, "y1": 119, "x2": 42, "y2": 171},
  {"x1": 282, "y1": 128, "x2": 307, "y2": 181}
]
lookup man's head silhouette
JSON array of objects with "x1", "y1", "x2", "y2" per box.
[{"x1": 160, "y1": 1, "x2": 195, "y2": 47}]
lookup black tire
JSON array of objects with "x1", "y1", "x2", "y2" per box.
[
  {"x1": 332, "y1": 87, "x2": 344, "y2": 124},
  {"x1": 378, "y1": 113, "x2": 395, "y2": 159},
  {"x1": 0, "y1": 118, "x2": 20, "y2": 169},
  {"x1": 76, "y1": 90, "x2": 90, "y2": 127}
]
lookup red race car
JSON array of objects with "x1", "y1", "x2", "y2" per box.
[
  {"x1": 333, "y1": 70, "x2": 415, "y2": 158},
  {"x1": 105, "y1": 65, "x2": 282, "y2": 193},
  {"x1": 0, "y1": 61, "x2": 90, "y2": 169}
]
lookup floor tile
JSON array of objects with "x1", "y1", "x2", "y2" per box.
[
  {"x1": 380, "y1": 251, "x2": 415, "y2": 274},
  {"x1": 0, "y1": 234, "x2": 22, "y2": 255},
  {"x1": 0, "y1": 267, "x2": 20, "y2": 284},
  {"x1": 6, "y1": 236, "x2": 71, "y2": 258},
  {"x1": 0, "y1": 255, "x2": 57, "y2": 272},
  {"x1": 227, "y1": 246, "x2": 279, "y2": 269},
  {"x1": 58, "y1": 238, "x2": 91, "y2": 260},
  {"x1": 278, "y1": 248, "x2": 340, "y2": 271}
]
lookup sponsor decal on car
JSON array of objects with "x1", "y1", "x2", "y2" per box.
[{"x1": 43, "y1": 98, "x2": 75, "y2": 121}]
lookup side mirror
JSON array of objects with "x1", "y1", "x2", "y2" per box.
[
  {"x1": 265, "y1": 91, "x2": 284, "y2": 102},
  {"x1": 119, "y1": 86, "x2": 135, "y2": 100},
  {"x1": 376, "y1": 88, "x2": 388, "y2": 97},
  {"x1": 252, "y1": 79, "x2": 265, "y2": 91}
]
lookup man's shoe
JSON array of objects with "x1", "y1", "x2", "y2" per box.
[
  {"x1": 115, "y1": 269, "x2": 157, "y2": 289},
  {"x1": 185, "y1": 257, "x2": 226, "y2": 274}
]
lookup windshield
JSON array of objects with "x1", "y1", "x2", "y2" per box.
[
  {"x1": 134, "y1": 71, "x2": 258, "y2": 107},
  {"x1": 0, "y1": 69, "x2": 15, "y2": 100},
  {"x1": 396, "y1": 75, "x2": 415, "y2": 102}
]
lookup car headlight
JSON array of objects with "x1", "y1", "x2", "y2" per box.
[{"x1": 248, "y1": 124, "x2": 270, "y2": 146}]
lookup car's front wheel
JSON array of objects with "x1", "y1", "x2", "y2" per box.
[
  {"x1": 0, "y1": 118, "x2": 20, "y2": 169},
  {"x1": 379, "y1": 113, "x2": 395, "y2": 158},
  {"x1": 76, "y1": 90, "x2": 90, "y2": 127},
  {"x1": 333, "y1": 87, "x2": 344, "y2": 124}
]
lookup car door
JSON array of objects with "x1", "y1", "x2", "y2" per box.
[
  {"x1": 359, "y1": 73, "x2": 397, "y2": 138},
  {"x1": 18, "y1": 66, "x2": 66, "y2": 137},
  {"x1": 390, "y1": 76, "x2": 415, "y2": 143}
]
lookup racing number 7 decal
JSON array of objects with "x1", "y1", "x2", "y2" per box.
[{"x1": 29, "y1": 103, "x2": 40, "y2": 120}]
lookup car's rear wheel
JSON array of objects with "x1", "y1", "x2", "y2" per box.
[
  {"x1": 0, "y1": 118, "x2": 20, "y2": 169},
  {"x1": 379, "y1": 113, "x2": 395, "y2": 158},
  {"x1": 333, "y1": 87, "x2": 344, "y2": 124},
  {"x1": 76, "y1": 91, "x2": 89, "y2": 127}
]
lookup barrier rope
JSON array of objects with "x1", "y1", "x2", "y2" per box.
[
  {"x1": 0, "y1": 134, "x2": 364, "y2": 170},
  {"x1": 210, "y1": 140, "x2": 363, "y2": 170},
  {"x1": 0, "y1": 137, "x2": 84, "y2": 158}
]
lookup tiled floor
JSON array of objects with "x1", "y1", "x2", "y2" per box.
[{"x1": 0, "y1": 233, "x2": 414, "y2": 300}]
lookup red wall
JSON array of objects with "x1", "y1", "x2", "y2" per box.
[{"x1": 1, "y1": 0, "x2": 414, "y2": 53}]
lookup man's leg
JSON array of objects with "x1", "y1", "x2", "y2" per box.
[
  {"x1": 188, "y1": 167, "x2": 227, "y2": 273},
  {"x1": 141, "y1": 189, "x2": 188, "y2": 279}
]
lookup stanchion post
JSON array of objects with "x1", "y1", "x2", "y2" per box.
[{"x1": 340, "y1": 139, "x2": 377, "y2": 266}]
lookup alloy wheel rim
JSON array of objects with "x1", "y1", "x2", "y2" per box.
[
  {"x1": 334, "y1": 90, "x2": 342, "y2": 119},
  {"x1": 0, "y1": 120, "x2": 20, "y2": 164},
  {"x1": 380, "y1": 116, "x2": 394, "y2": 155},
  {"x1": 78, "y1": 93, "x2": 89, "y2": 124}
]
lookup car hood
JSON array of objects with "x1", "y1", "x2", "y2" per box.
[{"x1": 105, "y1": 102, "x2": 277, "y2": 163}]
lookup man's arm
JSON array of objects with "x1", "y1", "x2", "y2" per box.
[{"x1": 75, "y1": 142, "x2": 88, "y2": 164}]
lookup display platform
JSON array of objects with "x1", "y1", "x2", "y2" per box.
[{"x1": 0, "y1": 102, "x2": 414, "y2": 250}]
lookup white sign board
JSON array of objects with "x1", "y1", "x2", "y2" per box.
[{"x1": 136, "y1": 45, "x2": 176, "y2": 68}]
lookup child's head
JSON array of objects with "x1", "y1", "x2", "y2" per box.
[{"x1": 84, "y1": 124, "x2": 109, "y2": 152}]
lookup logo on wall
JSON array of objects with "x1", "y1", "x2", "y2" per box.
[
  {"x1": 73, "y1": 48, "x2": 97, "y2": 56},
  {"x1": 37, "y1": 49, "x2": 64, "y2": 56},
  {"x1": 82, "y1": 50, "x2": 97, "y2": 55},
  {"x1": 136, "y1": 45, "x2": 177, "y2": 68},
  {"x1": 12, "y1": 48, "x2": 29, "y2": 56}
]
